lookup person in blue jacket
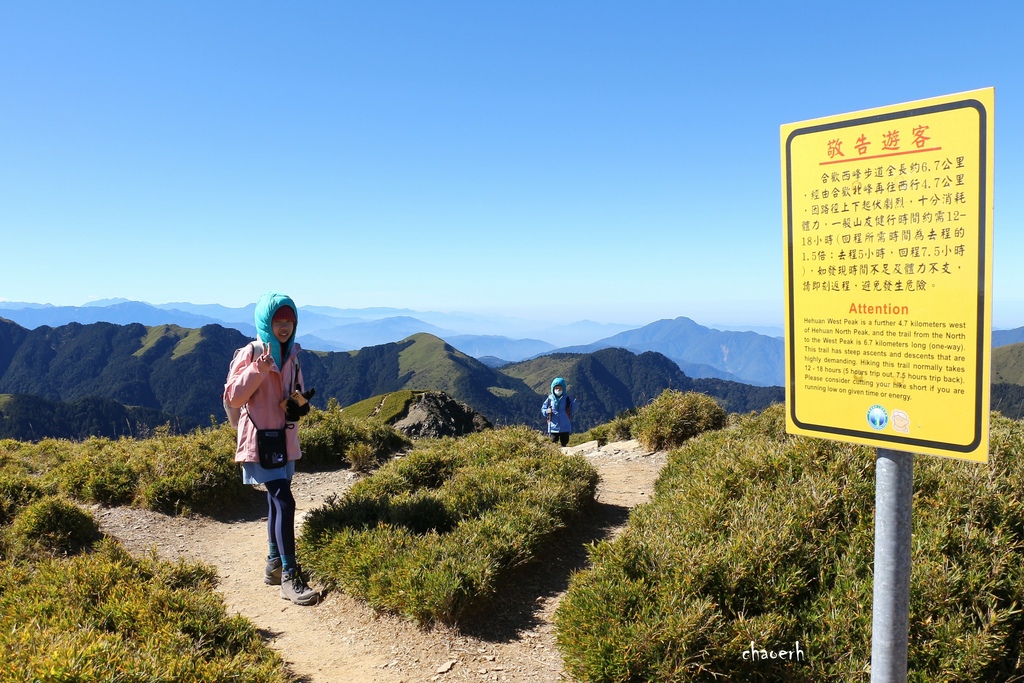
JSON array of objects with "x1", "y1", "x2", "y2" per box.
[{"x1": 542, "y1": 377, "x2": 576, "y2": 447}]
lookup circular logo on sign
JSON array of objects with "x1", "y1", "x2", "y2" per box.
[{"x1": 867, "y1": 404, "x2": 889, "y2": 431}]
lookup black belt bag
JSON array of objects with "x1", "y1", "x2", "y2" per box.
[{"x1": 246, "y1": 408, "x2": 289, "y2": 469}]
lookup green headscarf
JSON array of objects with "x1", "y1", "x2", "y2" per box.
[{"x1": 254, "y1": 290, "x2": 297, "y2": 369}]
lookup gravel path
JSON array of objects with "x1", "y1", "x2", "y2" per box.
[{"x1": 96, "y1": 439, "x2": 666, "y2": 682}]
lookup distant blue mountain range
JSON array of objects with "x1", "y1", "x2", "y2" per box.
[
  {"x1": 5, "y1": 299, "x2": 1023, "y2": 389},
  {"x1": 0, "y1": 301, "x2": 246, "y2": 334},
  {"x1": 0, "y1": 300, "x2": 786, "y2": 385},
  {"x1": 552, "y1": 316, "x2": 785, "y2": 387},
  {"x1": 993, "y1": 327, "x2": 1024, "y2": 348}
]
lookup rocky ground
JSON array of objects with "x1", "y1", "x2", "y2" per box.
[
  {"x1": 391, "y1": 391, "x2": 493, "y2": 438},
  {"x1": 95, "y1": 439, "x2": 666, "y2": 683}
]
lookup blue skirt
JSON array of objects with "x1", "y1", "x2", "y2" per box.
[{"x1": 241, "y1": 460, "x2": 295, "y2": 485}]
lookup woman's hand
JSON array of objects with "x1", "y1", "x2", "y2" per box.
[{"x1": 256, "y1": 343, "x2": 273, "y2": 372}]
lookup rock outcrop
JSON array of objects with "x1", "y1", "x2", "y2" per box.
[{"x1": 391, "y1": 391, "x2": 492, "y2": 438}]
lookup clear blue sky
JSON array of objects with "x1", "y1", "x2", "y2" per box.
[{"x1": 3, "y1": 1, "x2": 1022, "y2": 328}]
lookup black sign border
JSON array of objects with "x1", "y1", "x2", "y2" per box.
[{"x1": 784, "y1": 98, "x2": 989, "y2": 453}]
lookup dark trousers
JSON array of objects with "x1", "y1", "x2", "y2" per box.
[
  {"x1": 549, "y1": 432, "x2": 570, "y2": 447},
  {"x1": 265, "y1": 479, "x2": 296, "y2": 558}
]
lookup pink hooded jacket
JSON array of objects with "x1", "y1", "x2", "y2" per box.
[{"x1": 224, "y1": 342, "x2": 305, "y2": 464}]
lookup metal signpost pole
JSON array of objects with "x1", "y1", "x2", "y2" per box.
[
  {"x1": 870, "y1": 448, "x2": 914, "y2": 683},
  {"x1": 783, "y1": 89, "x2": 991, "y2": 680}
]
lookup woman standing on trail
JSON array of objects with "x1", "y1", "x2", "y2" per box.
[
  {"x1": 542, "y1": 377, "x2": 577, "y2": 447},
  {"x1": 223, "y1": 291, "x2": 318, "y2": 606}
]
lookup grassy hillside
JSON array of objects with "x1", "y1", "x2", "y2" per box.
[
  {"x1": 993, "y1": 342, "x2": 1024, "y2": 385},
  {"x1": 0, "y1": 407, "x2": 413, "y2": 681},
  {"x1": 992, "y1": 384, "x2": 1024, "y2": 421},
  {"x1": 0, "y1": 541, "x2": 286, "y2": 681},
  {"x1": 301, "y1": 333, "x2": 541, "y2": 427},
  {"x1": 299, "y1": 426, "x2": 598, "y2": 625},
  {"x1": 0, "y1": 318, "x2": 784, "y2": 440},
  {"x1": 398, "y1": 332, "x2": 477, "y2": 387},
  {"x1": 0, "y1": 319, "x2": 543, "y2": 434},
  {"x1": 988, "y1": 344, "x2": 1024, "y2": 420},
  {"x1": 501, "y1": 352, "x2": 584, "y2": 394},
  {"x1": 340, "y1": 390, "x2": 421, "y2": 422},
  {"x1": 504, "y1": 347, "x2": 784, "y2": 431},
  {"x1": 305, "y1": 334, "x2": 781, "y2": 429},
  {"x1": 556, "y1": 406, "x2": 1024, "y2": 680},
  {"x1": 0, "y1": 319, "x2": 251, "y2": 427},
  {"x1": 398, "y1": 333, "x2": 539, "y2": 424},
  {"x1": 133, "y1": 324, "x2": 188, "y2": 357},
  {"x1": 0, "y1": 392, "x2": 192, "y2": 441},
  {"x1": 503, "y1": 348, "x2": 691, "y2": 432}
]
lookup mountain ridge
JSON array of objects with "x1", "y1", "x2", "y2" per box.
[
  {"x1": 547, "y1": 316, "x2": 786, "y2": 386},
  {"x1": 0, "y1": 301, "x2": 630, "y2": 361},
  {"x1": 0, "y1": 301, "x2": 787, "y2": 383},
  {"x1": 0, "y1": 318, "x2": 783, "y2": 438}
]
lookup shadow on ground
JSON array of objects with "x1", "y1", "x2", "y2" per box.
[
  {"x1": 456, "y1": 498, "x2": 631, "y2": 642},
  {"x1": 201, "y1": 485, "x2": 272, "y2": 523}
]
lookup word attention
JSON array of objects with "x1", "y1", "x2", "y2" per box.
[{"x1": 849, "y1": 302, "x2": 909, "y2": 315}]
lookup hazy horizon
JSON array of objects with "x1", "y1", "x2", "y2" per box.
[
  {"x1": 0, "y1": 296, "x2": 789, "y2": 341},
  {"x1": 4, "y1": 3, "x2": 1022, "y2": 329}
]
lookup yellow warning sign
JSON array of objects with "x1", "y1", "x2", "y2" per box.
[{"x1": 781, "y1": 88, "x2": 994, "y2": 462}]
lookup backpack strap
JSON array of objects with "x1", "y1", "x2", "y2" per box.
[
  {"x1": 248, "y1": 340, "x2": 264, "y2": 363},
  {"x1": 239, "y1": 340, "x2": 266, "y2": 427},
  {"x1": 243, "y1": 340, "x2": 301, "y2": 418},
  {"x1": 255, "y1": 339, "x2": 302, "y2": 394}
]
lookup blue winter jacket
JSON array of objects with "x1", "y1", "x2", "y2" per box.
[{"x1": 541, "y1": 377, "x2": 576, "y2": 434}]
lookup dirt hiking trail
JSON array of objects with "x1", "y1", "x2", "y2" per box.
[{"x1": 96, "y1": 439, "x2": 666, "y2": 682}]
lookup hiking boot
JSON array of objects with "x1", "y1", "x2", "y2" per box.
[
  {"x1": 264, "y1": 556, "x2": 282, "y2": 585},
  {"x1": 281, "y1": 566, "x2": 319, "y2": 606}
]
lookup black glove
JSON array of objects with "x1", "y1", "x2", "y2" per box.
[{"x1": 284, "y1": 389, "x2": 316, "y2": 421}]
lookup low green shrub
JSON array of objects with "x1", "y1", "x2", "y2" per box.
[
  {"x1": 568, "y1": 427, "x2": 606, "y2": 447},
  {"x1": 0, "y1": 539, "x2": 286, "y2": 682},
  {"x1": 0, "y1": 409, "x2": 408, "y2": 517},
  {"x1": 570, "y1": 408, "x2": 639, "y2": 446},
  {"x1": 299, "y1": 405, "x2": 410, "y2": 470},
  {"x1": 4, "y1": 496, "x2": 101, "y2": 559},
  {"x1": 5, "y1": 426, "x2": 246, "y2": 516},
  {"x1": 131, "y1": 427, "x2": 247, "y2": 515},
  {"x1": 0, "y1": 473, "x2": 44, "y2": 526},
  {"x1": 0, "y1": 437, "x2": 79, "y2": 477},
  {"x1": 555, "y1": 405, "x2": 1024, "y2": 681},
  {"x1": 300, "y1": 425, "x2": 598, "y2": 624},
  {"x1": 346, "y1": 442, "x2": 377, "y2": 472},
  {"x1": 633, "y1": 389, "x2": 727, "y2": 451},
  {"x1": 53, "y1": 436, "x2": 140, "y2": 506}
]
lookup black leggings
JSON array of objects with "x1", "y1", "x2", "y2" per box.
[
  {"x1": 550, "y1": 432, "x2": 570, "y2": 447},
  {"x1": 265, "y1": 479, "x2": 296, "y2": 559}
]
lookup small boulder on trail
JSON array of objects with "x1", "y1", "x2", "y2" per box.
[{"x1": 391, "y1": 391, "x2": 492, "y2": 438}]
